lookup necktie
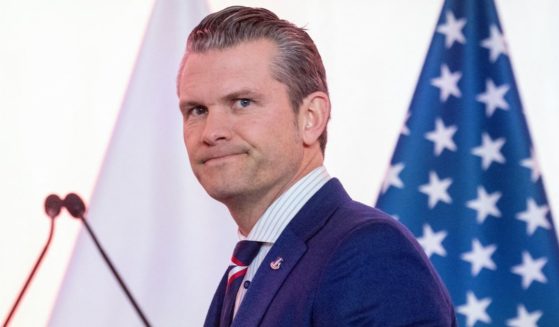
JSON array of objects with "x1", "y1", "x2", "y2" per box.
[{"x1": 219, "y1": 240, "x2": 262, "y2": 326}]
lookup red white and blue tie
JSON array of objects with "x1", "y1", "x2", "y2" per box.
[{"x1": 220, "y1": 240, "x2": 263, "y2": 326}]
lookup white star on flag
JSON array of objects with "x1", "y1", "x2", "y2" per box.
[
  {"x1": 481, "y1": 24, "x2": 508, "y2": 62},
  {"x1": 417, "y1": 224, "x2": 447, "y2": 258},
  {"x1": 381, "y1": 163, "x2": 405, "y2": 193},
  {"x1": 466, "y1": 186, "x2": 502, "y2": 223},
  {"x1": 425, "y1": 118, "x2": 458, "y2": 156},
  {"x1": 506, "y1": 304, "x2": 542, "y2": 327},
  {"x1": 431, "y1": 64, "x2": 462, "y2": 102},
  {"x1": 511, "y1": 251, "x2": 548, "y2": 289},
  {"x1": 520, "y1": 149, "x2": 541, "y2": 182},
  {"x1": 471, "y1": 133, "x2": 506, "y2": 170},
  {"x1": 457, "y1": 291, "x2": 492, "y2": 327},
  {"x1": 419, "y1": 171, "x2": 453, "y2": 209},
  {"x1": 436, "y1": 10, "x2": 466, "y2": 48},
  {"x1": 476, "y1": 79, "x2": 510, "y2": 117},
  {"x1": 516, "y1": 198, "x2": 550, "y2": 236},
  {"x1": 461, "y1": 239, "x2": 497, "y2": 276}
]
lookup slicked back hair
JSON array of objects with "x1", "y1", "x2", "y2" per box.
[{"x1": 177, "y1": 6, "x2": 329, "y2": 154}]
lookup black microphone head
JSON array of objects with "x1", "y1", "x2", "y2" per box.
[
  {"x1": 64, "y1": 193, "x2": 87, "y2": 218},
  {"x1": 44, "y1": 194, "x2": 63, "y2": 218}
]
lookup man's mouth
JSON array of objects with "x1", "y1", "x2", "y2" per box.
[{"x1": 201, "y1": 152, "x2": 247, "y2": 164}]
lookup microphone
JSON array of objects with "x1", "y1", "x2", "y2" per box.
[
  {"x1": 63, "y1": 193, "x2": 86, "y2": 218},
  {"x1": 3, "y1": 194, "x2": 61, "y2": 327},
  {"x1": 45, "y1": 194, "x2": 63, "y2": 218},
  {"x1": 63, "y1": 193, "x2": 151, "y2": 327}
]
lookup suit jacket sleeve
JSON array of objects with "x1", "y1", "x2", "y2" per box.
[{"x1": 311, "y1": 219, "x2": 456, "y2": 326}]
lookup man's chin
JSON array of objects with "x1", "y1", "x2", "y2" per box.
[
  {"x1": 195, "y1": 174, "x2": 236, "y2": 198},
  {"x1": 204, "y1": 185, "x2": 240, "y2": 203}
]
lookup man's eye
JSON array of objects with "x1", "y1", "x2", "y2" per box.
[
  {"x1": 237, "y1": 98, "x2": 252, "y2": 108},
  {"x1": 186, "y1": 106, "x2": 207, "y2": 118}
]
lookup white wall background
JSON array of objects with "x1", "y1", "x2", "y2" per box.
[{"x1": 1, "y1": 0, "x2": 557, "y2": 326}]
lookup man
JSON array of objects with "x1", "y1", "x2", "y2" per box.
[{"x1": 177, "y1": 6, "x2": 456, "y2": 327}]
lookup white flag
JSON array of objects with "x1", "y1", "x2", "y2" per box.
[{"x1": 49, "y1": 0, "x2": 237, "y2": 325}]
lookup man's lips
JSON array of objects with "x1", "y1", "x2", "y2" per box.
[{"x1": 200, "y1": 151, "x2": 247, "y2": 164}]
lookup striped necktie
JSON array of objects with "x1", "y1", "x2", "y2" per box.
[{"x1": 219, "y1": 240, "x2": 262, "y2": 326}]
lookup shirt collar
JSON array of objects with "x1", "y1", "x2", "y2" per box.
[{"x1": 240, "y1": 166, "x2": 331, "y2": 243}]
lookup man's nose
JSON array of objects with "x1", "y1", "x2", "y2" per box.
[{"x1": 201, "y1": 109, "x2": 232, "y2": 145}]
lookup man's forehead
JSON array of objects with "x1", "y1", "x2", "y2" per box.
[
  {"x1": 179, "y1": 40, "x2": 284, "y2": 103},
  {"x1": 179, "y1": 39, "x2": 279, "y2": 92},
  {"x1": 184, "y1": 38, "x2": 278, "y2": 69}
]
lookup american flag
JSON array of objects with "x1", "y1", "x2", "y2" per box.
[{"x1": 375, "y1": 0, "x2": 559, "y2": 326}]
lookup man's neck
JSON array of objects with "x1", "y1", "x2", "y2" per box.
[{"x1": 227, "y1": 159, "x2": 323, "y2": 235}]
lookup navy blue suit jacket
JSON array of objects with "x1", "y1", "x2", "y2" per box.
[{"x1": 205, "y1": 179, "x2": 456, "y2": 326}]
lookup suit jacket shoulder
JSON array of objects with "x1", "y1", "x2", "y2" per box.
[{"x1": 312, "y1": 200, "x2": 455, "y2": 326}]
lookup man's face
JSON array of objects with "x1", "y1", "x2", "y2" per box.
[{"x1": 178, "y1": 39, "x2": 306, "y2": 204}]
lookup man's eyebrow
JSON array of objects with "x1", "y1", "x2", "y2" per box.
[
  {"x1": 222, "y1": 89, "x2": 262, "y2": 101},
  {"x1": 179, "y1": 99, "x2": 203, "y2": 109}
]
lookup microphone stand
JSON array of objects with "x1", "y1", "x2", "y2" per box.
[
  {"x1": 3, "y1": 219, "x2": 55, "y2": 327},
  {"x1": 63, "y1": 193, "x2": 151, "y2": 326},
  {"x1": 78, "y1": 214, "x2": 152, "y2": 327}
]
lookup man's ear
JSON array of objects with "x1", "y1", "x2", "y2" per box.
[{"x1": 298, "y1": 91, "x2": 330, "y2": 147}]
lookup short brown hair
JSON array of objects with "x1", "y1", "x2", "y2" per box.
[{"x1": 178, "y1": 6, "x2": 329, "y2": 154}]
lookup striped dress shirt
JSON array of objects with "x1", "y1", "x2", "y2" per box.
[{"x1": 233, "y1": 166, "x2": 331, "y2": 315}]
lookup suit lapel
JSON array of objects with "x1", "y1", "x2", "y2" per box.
[
  {"x1": 231, "y1": 179, "x2": 350, "y2": 326},
  {"x1": 232, "y1": 228, "x2": 306, "y2": 326},
  {"x1": 203, "y1": 270, "x2": 228, "y2": 327}
]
